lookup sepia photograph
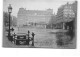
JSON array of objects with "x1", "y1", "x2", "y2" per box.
[{"x1": 3, "y1": 0, "x2": 77, "y2": 49}]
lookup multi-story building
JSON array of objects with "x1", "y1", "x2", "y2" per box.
[
  {"x1": 17, "y1": 8, "x2": 53, "y2": 27},
  {"x1": 56, "y1": 2, "x2": 75, "y2": 29}
]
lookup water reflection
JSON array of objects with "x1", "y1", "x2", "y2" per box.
[
  {"x1": 56, "y1": 30, "x2": 74, "y2": 47},
  {"x1": 9, "y1": 27, "x2": 75, "y2": 48}
]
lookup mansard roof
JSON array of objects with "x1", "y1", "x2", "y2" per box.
[{"x1": 18, "y1": 8, "x2": 53, "y2": 15}]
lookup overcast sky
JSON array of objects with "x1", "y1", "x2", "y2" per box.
[{"x1": 3, "y1": 0, "x2": 76, "y2": 17}]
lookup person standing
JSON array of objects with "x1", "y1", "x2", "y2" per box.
[{"x1": 31, "y1": 32, "x2": 35, "y2": 46}]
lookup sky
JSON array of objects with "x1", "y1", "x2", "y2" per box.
[{"x1": 3, "y1": 0, "x2": 76, "y2": 17}]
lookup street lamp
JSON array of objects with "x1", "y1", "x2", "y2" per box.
[{"x1": 8, "y1": 4, "x2": 12, "y2": 40}]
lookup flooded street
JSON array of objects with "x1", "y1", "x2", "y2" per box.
[
  {"x1": 3, "y1": 26, "x2": 76, "y2": 48},
  {"x1": 3, "y1": 0, "x2": 77, "y2": 50},
  {"x1": 17, "y1": 27, "x2": 57, "y2": 48}
]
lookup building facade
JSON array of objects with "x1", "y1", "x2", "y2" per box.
[
  {"x1": 56, "y1": 2, "x2": 75, "y2": 29},
  {"x1": 17, "y1": 8, "x2": 53, "y2": 27}
]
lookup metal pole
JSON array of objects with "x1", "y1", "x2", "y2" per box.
[
  {"x1": 28, "y1": 30, "x2": 30, "y2": 45},
  {"x1": 32, "y1": 36, "x2": 34, "y2": 46},
  {"x1": 8, "y1": 12, "x2": 11, "y2": 38}
]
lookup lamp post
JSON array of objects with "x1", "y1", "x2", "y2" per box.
[{"x1": 8, "y1": 4, "x2": 12, "y2": 39}]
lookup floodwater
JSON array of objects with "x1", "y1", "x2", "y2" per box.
[
  {"x1": 17, "y1": 27, "x2": 57, "y2": 48},
  {"x1": 3, "y1": 26, "x2": 76, "y2": 48}
]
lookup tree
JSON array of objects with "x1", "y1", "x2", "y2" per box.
[
  {"x1": 49, "y1": 15, "x2": 56, "y2": 25},
  {"x1": 12, "y1": 16, "x2": 17, "y2": 26},
  {"x1": 46, "y1": 14, "x2": 57, "y2": 29},
  {"x1": 3, "y1": 12, "x2": 12, "y2": 26}
]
